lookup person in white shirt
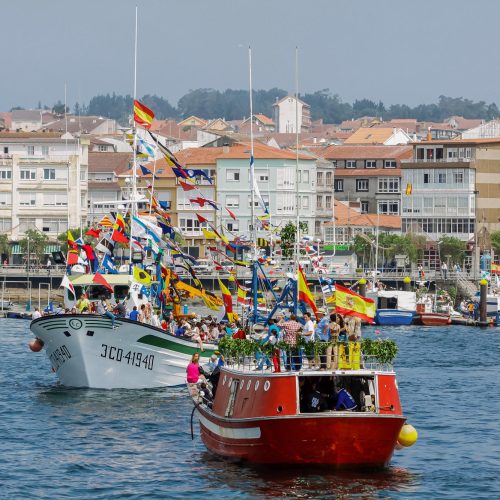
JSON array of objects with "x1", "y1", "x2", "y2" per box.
[
  {"x1": 302, "y1": 312, "x2": 316, "y2": 368},
  {"x1": 32, "y1": 307, "x2": 42, "y2": 320}
]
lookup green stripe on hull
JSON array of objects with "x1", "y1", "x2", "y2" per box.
[{"x1": 137, "y1": 335, "x2": 214, "y2": 358}]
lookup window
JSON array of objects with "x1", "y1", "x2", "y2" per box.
[
  {"x1": 361, "y1": 201, "x2": 369, "y2": 213},
  {"x1": 20, "y1": 192, "x2": 36, "y2": 206},
  {"x1": 276, "y1": 168, "x2": 295, "y2": 189},
  {"x1": 302, "y1": 170, "x2": 309, "y2": 183},
  {"x1": 334, "y1": 179, "x2": 344, "y2": 192},
  {"x1": 453, "y1": 171, "x2": 464, "y2": 183},
  {"x1": 226, "y1": 169, "x2": 240, "y2": 181},
  {"x1": 325, "y1": 171, "x2": 332, "y2": 185},
  {"x1": 41, "y1": 219, "x2": 67, "y2": 233},
  {"x1": 276, "y1": 192, "x2": 295, "y2": 213},
  {"x1": 317, "y1": 172, "x2": 323, "y2": 185},
  {"x1": 80, "y1": 168, "x2": 87, "y2": 182},
  {"x1": 365, "y1": 160, "x2": 376, "y2": 169},
  {"x1": 424, "y1": 173, "x2": 431, "y2": 184},
  {"x1": 18, "y1": 218, "x2": 37, "y2": 233},
  {"x1": 325, "y1": 195, "x2": 332, "y2": 208},
  {"x1": 43, "y1": 192, "x2": 67, "y2": 206},
  {"x1": 98, "y1": 144, "x2": 108, "y2": 152},
  {"x1": 378, "y1": 177, "x2": 400, "y2": 193},
  {"x1": 226, "y1": 221, "x2": 239, "y2": 232},
  {"x1": 302, "y1": 196, "x2": 310, "y2": 209},
  {"x1": 316, "y1": 195, "x2": 323, "y2": 208},
  {"x1": 356, "y1": 179, "x2": 369, "y2": 192},
  {"x1": 41, "y1": 146, "x2": 49, "y2": 156},
  {"x1": 256, "y1": 170, "x2": 269, "y2": 182},
  {"x1": 81, "y1": 192, "x2": 87, "y2": 209},
  {"x1": 3, "y1": 147, "x2": 8, "y2": 154},
  {"x1": 378, "y1": 200, "x2": 399, "y2": 215},
  {"x1": 248, "y1": 194, "x2": 269, "y2": 208},
  {"x1": 226, "y1": 195, "x2": 239, "y2": 208},
  {"x1": 0, "y1": 192, "x2": 12, "y2": 206},
  {"x1": 346, "y1": 160, "x2": 356, "y2": 169},
  {"x1": 438, "y1": 173, "x2": 447, "y2": 183},
  {"x1": 27, "y1": 145, "x2": 35, "y2": 155},
  {"x1": 179, "y1": 217, "x2": 202, "y2": 234},
  {"x1": 384, "y1": 160, "x2": 397, "y2": 168},
  {"x1": 43, "y1": 168, "x2": 56, "y2": 180},
  {"x1": 0, "y1": 218, "x2": 11, "y2": 232},
  {"x1": 0, "y1": 168, "x2": 12, "y2": 180},
  {"x1": 20, "y1": 169, "x2": 36, "y2": 180}
]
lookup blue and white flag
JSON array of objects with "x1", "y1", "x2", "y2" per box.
[
  {"x1": 102, "y1": 254, "x2": 118, "y2": 274},
  {"x1": 249, "y1": 154, "x2": 269, "y2": 214},
  {"x1": 138, "y1": 138, "x2": 155, "y2": 157}
]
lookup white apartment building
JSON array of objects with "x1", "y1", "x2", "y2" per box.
[
  {"x1": 272, "y1": 96, "x2": 312, "y2": 134},
  {"x1": 0, "y1": 132, "x2": 89, "y2": 240}
]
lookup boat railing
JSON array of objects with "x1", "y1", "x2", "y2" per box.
[{"x1": 221, "y1": 351, "x2": 393, "y2": 374}]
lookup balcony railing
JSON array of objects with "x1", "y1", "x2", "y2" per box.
[{"x1": 401, "y1": 158, "x2": 472, "y2": 164}]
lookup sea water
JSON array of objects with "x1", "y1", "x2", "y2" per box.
[{"x1": 0, "y1": 319, "x2": 499, "y2": 499}]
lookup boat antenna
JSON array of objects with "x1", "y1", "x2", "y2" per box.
[{"x1": 129, "y1": 6, "x2": 139, "y2": 271}]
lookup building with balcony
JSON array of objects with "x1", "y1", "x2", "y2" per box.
[
  {"x1": 400, "y1": 141, "x2": 476, "y2": 243},
  {"x1": 272, "y1": 96, "x2": 311, "y2": 133},
  {"x1": 0, "y1": 132, "x2": 89, "y2": 242},
  {"x1": 319, "y1": 144, "x2": 412, "y2": 216}
]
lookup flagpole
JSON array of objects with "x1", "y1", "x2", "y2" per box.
[
  {"x1": 248, "y1": 46, "x2": 257, "y2": 256},
  {"x1": 129, "y1": 6, "x2": 139, "y2": 271}
]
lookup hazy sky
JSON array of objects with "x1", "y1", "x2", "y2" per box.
[{"x1": 3, "y1": 0, "x2": 500, "y2": 111}]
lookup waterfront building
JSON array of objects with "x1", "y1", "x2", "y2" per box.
[
  {"x1": 320, "y1": 144, "x2": 412, "y2": 216},
  {"x1": 0, "y1": 132, "x2": 89, "y2": 243}
]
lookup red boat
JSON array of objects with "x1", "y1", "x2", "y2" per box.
[
  {"x1": 191, "y1": 355, "x2": 413, "y2": 469},
  {"x1": 418, "y1": 312, "x2": 451, "y2": 326}
]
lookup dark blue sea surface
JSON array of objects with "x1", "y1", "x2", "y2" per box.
[{"x1": 1, "y1": 319, "x2": 499, "y2": 499}]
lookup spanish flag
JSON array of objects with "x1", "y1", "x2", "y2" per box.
[
  {"x1": 491, "y1": 263, "x2": 500, "y2": 274},
  {"x1": 133, "y1": 99, "x2": 155, "y2": 129},
  {"x1": 334, "y1": 284, "x2": 375, "y2": 323},
  {"x1": 298, "y1": 265, "x2": 318, "y2": 319},
  {"x1": 405, "y1": 183, "x2": 412, "y2": 195}
]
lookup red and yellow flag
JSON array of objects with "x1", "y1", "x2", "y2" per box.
[
  {"x1": 298, "y1": 265, "x2": 318, "y2": 319},
  {"x1": 491, "y1": 263, "x2": 500, "y2": 274},
  {"x1": 218, "y1": 278, "x2": 234, "y2": 322},
  {"x1": 334, "y1": 284, "x2": 375, "y2": 323},
  {"x1": 133, "y1": 99, "x2": 155, "y2": 129}
]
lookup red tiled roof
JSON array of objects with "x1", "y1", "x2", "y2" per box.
[
  {"x1": 325, "y1": 200, "x2": 400, "y2": 229},
  {"x1": 88, "y1": 152, "x2": 133, "y2": 173},
  {"x1": 319, "y1": 144, "x2": 412, "y2": 160}
]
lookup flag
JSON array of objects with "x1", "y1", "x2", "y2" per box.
[
  {"x1": 225, "y1": 207, "x2": 236, "y2": 220},
  {"x1": 202, "y1": 228, "x2": 217, "y2": 239},
  {"x1": 85, "y1": 228, "x2": 101, "y2": 238},
  {"x1": 196, "y1": 213, "x2": 209, "y2": 224},
  {"x1": 257, "y1": 238, "x2": 269, "y2": 248},
  {"x1": 111, "y1": 229, "x2": 129, "y2": 244},
  {"x1": 179, "y1": 180, "x2": 197, "y2": 191},
  {"x1": 171, "y1": 167, "x2": 189, "y2": 179},
  {"x1": 146, "y1": 130, "x2": 183, "y2": 169},
  {"x1": 405, "y1": 183, "x2": 412, "y2": 195},
  {"x1": 159, "y1": 201, "x2": 170, "y2": 211},
  {"x1": 67, "y1": 230, "x2": 77, "y2": 250},
  {"x1": 491, "y1": 263, "x2": 500, "y2": 274},
  {"x1": 249, "y1": 154, "x2": 269, "y2": 214},
  {"x1": 139, "y1": 164, "x2": 158, "y2": 179},
  {"x1": 60, "y1": 275, "x2": 75, "y2": 296},
  {"x1": 133, "y1": 266, "x2": 151, "y2": 286},
  {"x1": 133, "y1": 99, "x2": 155, "y2": 129},
  {"x1": 298, "y1": 265, "x2": 318, "y2": 319},
  {"x1": 237, "y1": 286, "x2": 250, "y2": 305},
  {"x1": 334, "y1": 284, "x2": 376, "y2": 323},
  {"x1": 93, "y1": 271, "x2": 114, "y2": 293},
  {"x1": 185, "y1": 169, "x2": 213, "y2": 184},
  {"x1": 99, "y1": 215, "x2": 114, "y2": 227},
  {"x1": 95, "y1": 234, "x2": 115, "y2": 255},
  {"x1": 102, "y1": 254, "x2": 118, "y2": 274},
  {"x1": 218, "y1": 278, "x2": 234, "y2": 322},
  {"x1": 189, "y1": 197, "x2": 219, "y2": 209},
  {"x1": 113, "y1": 213, "x2": 126, "y2": 232},
  {"x1": 138, "y1": 138, "x2": 155, "y2": 157}
]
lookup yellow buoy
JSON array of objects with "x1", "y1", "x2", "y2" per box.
[{"x1": 397, "y1": 423, "x2": 418, "y2": 447}]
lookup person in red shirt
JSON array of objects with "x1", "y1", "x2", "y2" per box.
[{"x1": 282, "y1": 314, "x2": 302, "y2": 370}]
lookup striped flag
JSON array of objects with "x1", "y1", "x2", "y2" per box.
[
  {"x1": 298, "y1": 265, "x2": 318, "y2": 319},
  {"x1": 133, "y1": 100, "x2": 155, "y2": 129}
]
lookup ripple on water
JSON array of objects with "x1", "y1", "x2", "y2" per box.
[{"x1": 0, "y1": 319, "x2": 499, "y2": 498}]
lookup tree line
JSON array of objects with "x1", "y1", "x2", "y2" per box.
[{"x1": 17, "y1": 91, "x2": 500, "y2": 126}]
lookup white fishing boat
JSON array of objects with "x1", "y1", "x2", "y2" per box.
[{"x1": 30, "y1": 274, "x2": 217, "y2": 389}]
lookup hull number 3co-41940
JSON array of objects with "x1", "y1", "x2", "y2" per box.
[{"x1": 100, "y1": 343, "x2": 154, "y2": 370}]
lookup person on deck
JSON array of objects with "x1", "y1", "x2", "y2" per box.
[
  {"x1": 129, "y1": 306, "x2": 139, "y2": 321},
  {"x1": 76, "y1": 294, "x2": 90, "y2": 313},
  {"x1": 97, "y1": 297, "x2": 116, "y2": 328},
  {"x1": 301, "y1": 312, "x2": 316, "y2": 369},
  {"x1": 282, "y1": 314, "x2": 303, "y2": 370},
  {"x1": 315, "y1": 309, "x2": 330, "y2": 369},
  {"x1": 186, "y1": 352, "x2": 205, "y2": 398}
]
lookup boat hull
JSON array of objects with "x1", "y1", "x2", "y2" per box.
[
  {"x1": 197, "y1": 406, "x2": 405, "y2": 468},
  {"x1": 30, "y1": 314, "x2": 214, "y2": 389},
  {"x1": 375, "y1": 310, "x2": 415, "y2": 325},
  {"x1": 418, "y1": 312, "x2": 450, "y2": 326}
]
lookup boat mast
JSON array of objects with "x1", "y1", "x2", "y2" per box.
[
  {"x1": 294, "y1": 47, "x2": 300, "y2": 313},
  {"x1": 129, "y1": 6, "x2": 139, "y2": 271}
]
